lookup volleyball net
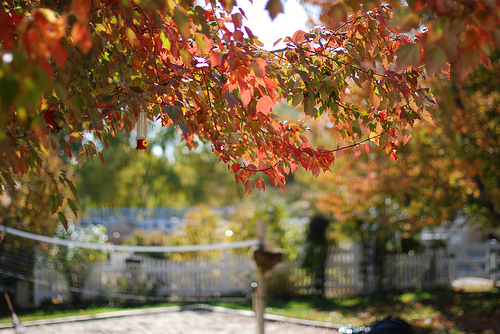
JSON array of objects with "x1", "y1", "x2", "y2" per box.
[{"x1": 0, "y1": 225, "x2": 260, "y2": 306}]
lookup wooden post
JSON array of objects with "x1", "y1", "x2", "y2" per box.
[
  {"x1": 252, "y1": 220, "x2": 283, "y2": 334},
  {"x1": 256, "y1": 220, "x2": 265, "y2": 334}
]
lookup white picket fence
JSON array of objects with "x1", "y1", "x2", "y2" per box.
[
  {"x1": 280, "y1": 241, "x2": 499, "y2": 297},
  {"x1": 33, "y1": 241, "x2": 500, "y2": 305},
  {"x1": 34, "y1": 252, "x2": 255, "y2": 306}
]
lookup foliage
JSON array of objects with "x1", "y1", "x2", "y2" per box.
[
  {"x1": 166, "y1": 205, "x2": 227, "y2": 261},
  {"x1": 121, "y1": 195, "x2": 304, "y2": 263},
  {"x1": 310, "y1": 51, "x2": 500, "y2": 243},
  {"x1": 0, "y1": 0, "x2": 458, "y2": 217},
  {"x1": 75, "y1": 125, "x2": 244, "y2": 209},
  {"x1": 45, "y1": 222, "x2": 108, "y2": 303},
  {"x1": 75, "y1": 129, "x2": 186, "y2": 208},
  {"x1": 123, "y1": 229, "x2": 172, "y2": 259},
  {"x1": 303, "y1": 0, "x2": 500, "y2": 79},
  {"x1": 0, "y1": 147, "x2": 75, "y2": 233}
]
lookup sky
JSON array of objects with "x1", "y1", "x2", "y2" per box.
[{"x1": 235, "y1": 0, "x2": 310, "y2": 48}]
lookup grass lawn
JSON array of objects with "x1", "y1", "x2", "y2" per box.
[{"x1": 1, "y1": 289, "x2": 498, "y2": 334}]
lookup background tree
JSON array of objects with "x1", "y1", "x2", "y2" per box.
[
  {"x1": 46, "y1": 222, "x2": 108, "y2": 304},
  {"x1": 309, "y1": 51, "x2": 500, "y2": 250},
  {"x1": 302, "y1": 214, "x2": 330, "y2": 298}
]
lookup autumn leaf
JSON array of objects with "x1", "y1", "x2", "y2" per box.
[
  {"x1": 256, "y1": 96, "x2": 275, "y2": 115},
  {"x1": 244, "y1": 180, "x2": 255, "y2": 195},
  {"x1": 249, "y1": 58, "x2": 267, "y2": 78},
  {"x1": 265, "y1": 0, "x2": 284, "y2": 20},
  {"x1": 396, "y1": 44, "x2": 421, "y2": 71},
  {"x1": 71, "y1": 21, "x2": 92, "y2": 53},
  {"x1": 255, "y1": 177, "x2": 266, "y2": 191},
  {"x1": 424, "y1": 47, "x2": 448, "y2": 76},
  {"x1": 53, "y1": 42, "x2": 68, "y2": 68},
  {"x1": 125, "y1": 27, "x2": 139, "y2": 47},
  {"x1": 320, "y1": 3, "x2": 347, "y2": 29},
  {"x1": 70, "y1": 0, "x2": 90, "y2": 22}
]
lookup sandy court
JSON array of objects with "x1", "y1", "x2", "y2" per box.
[{"x1": 0, "y1": 309, "x2": 338, "y2": 334}]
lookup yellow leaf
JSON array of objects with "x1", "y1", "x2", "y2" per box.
[{"x1": 125, "y1": 27, "x2": 138, "y2": 47}]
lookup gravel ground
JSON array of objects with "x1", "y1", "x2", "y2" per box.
[{"x1": 0, "y1": 307, "x2": 339, "y2": 334}]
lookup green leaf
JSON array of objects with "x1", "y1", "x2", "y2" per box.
[
  {"x1": 76, "y1": 150, "x2": 88, "y2": 169},
  {"x1": 1, "y1": 172, "x2": 16, "y2": 189},
  {"x1": 389, "y1": 7, "x2": 421, "y2": 32},
  {"x1": 303, "y1": 92, "x2": 317, "y2": 117},
  {"x1": 65, "y1": 178, "x2": 79, "y2": 199},
  {"x1": 174, "y1": 7, "x2": 191, "y2": 39},
  {"x1": 49, "y1": 194, "x2": 57, "y2": 214},
  {"x1": 67, "y1": 198, "x2": 79, "y2": 218},
  {"x1": 58, "y1": 212, "x2": 69, "y2": 231},
  {"x1": 0, "y1": 73, "x2": 19, "y2": 111},
  {"x1": 396, "y1": 44, "x2": 420, "y2": 71}
]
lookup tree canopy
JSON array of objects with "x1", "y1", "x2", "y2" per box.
[
  {"x1": 1, "y1": 0, "x2": 498, "y2": 224},
  {"x1": 308, "y1": 51, "x2": 500, "y2": 244}
]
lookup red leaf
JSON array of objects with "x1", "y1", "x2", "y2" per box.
[
  {"x1": 44, "y1": 109, "x2": 58, "y2": 128},
  {"x1": 231, "y1": 163, "x2": 241, "y2": 173},
  {"x1": 98, "y1": 151, "x2": 105, "y2": 164},
  {"x1": 231, "y1": 13, "x2": 243, "y2": 29},
  {"x1": 363, "y1": 143, "x2": 370, "y2": 154},
  {"x1": 256, "y1": 96, "x2": 275, "y2": 115},
  {"x1": 255, "y1": 177, "x2": 266, "y2": 191},
  {"x1": 244, "y1": 180, "x2": 254, "y2": 195},
  {"x1": 53, "y1": 42, "x2": 68, "y2": 68},
  {"x1": 390, "y1": 151, "x2": 400, "y2": 162}
]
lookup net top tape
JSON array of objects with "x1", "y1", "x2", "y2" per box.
[{"x1": 0, "y1": 226, "x2": 259, "y2": 253}]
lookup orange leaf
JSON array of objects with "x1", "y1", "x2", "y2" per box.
[
  {"x1": 255, "y1": 177, "x2": 266, "y2": 191},
  {"x1": 70, "y1": 0, "x2": 90, "y2": 22},
  {"x1": 240, "y1": 87, "x2": 253, "y2": 106},
  {"x1": 53, "y1": 42, "x2": 67, "y2": 68},
  {"x1": 256, "y1": 96, "x2": 275, "y2": 115},
  {"x1": 71, "y1": 21, "x2": 92, "y2": 53},
  {"x1": 209, "y1": 53, "x2": 223, "y2": 67},
  {"x1": 292, "y1": 30, "x2": 306, "y2": 44},
  {"x1": 244, "y1": 180, "x2": 254, "y2": 195},
  {"x1": 250, "y1": 58, "x2": 267, "y2": 78}
]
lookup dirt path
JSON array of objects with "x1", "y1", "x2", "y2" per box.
[{"x1": 0, "y1": 307, "x2": 339, "y2": 334}]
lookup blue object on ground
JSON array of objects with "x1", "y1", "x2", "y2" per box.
[{"x1": 339, "y1": 316, "x2": 413, "y2": 334}]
